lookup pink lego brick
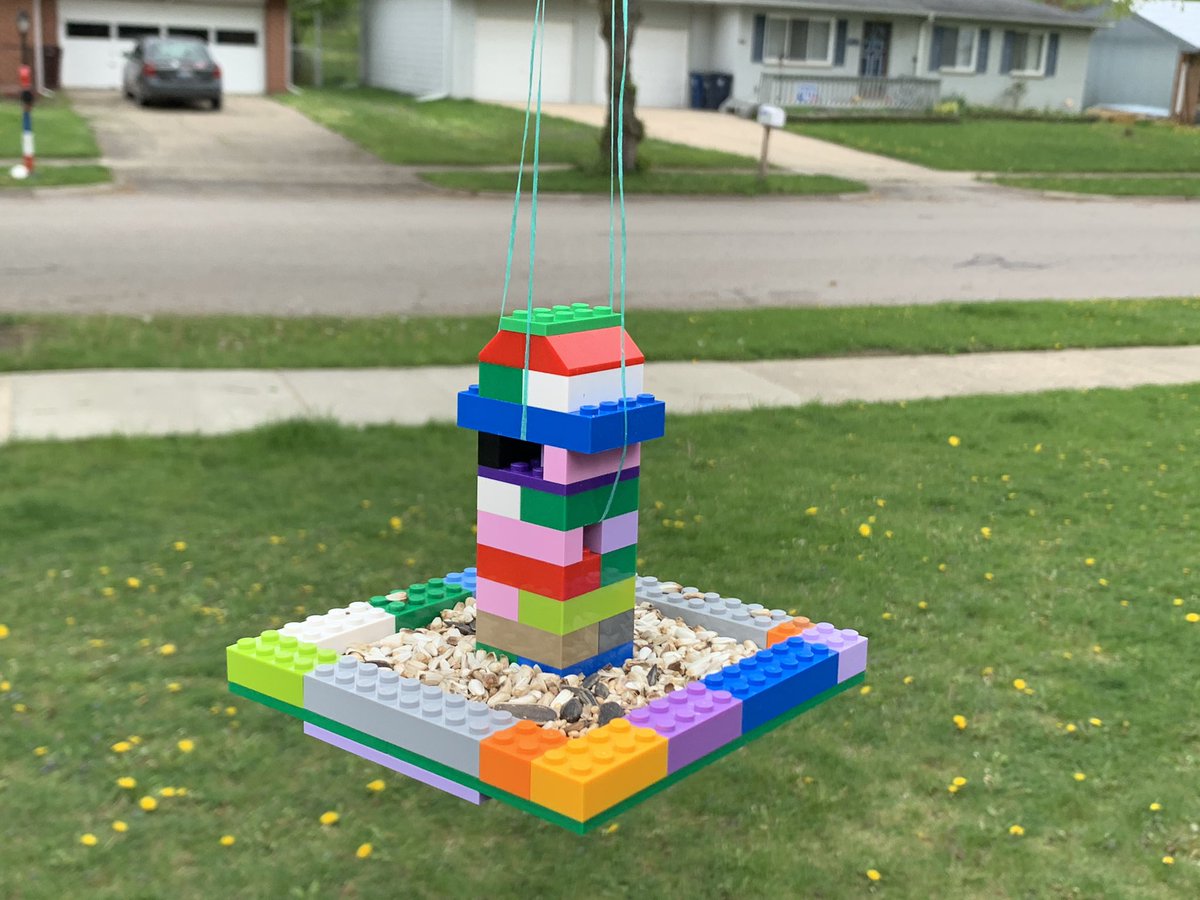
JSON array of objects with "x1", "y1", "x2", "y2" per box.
[
  {"x1": 625, "y1": 682, "x2": 742, "y2": 773},
  {"x1": 801, "y1": 623, "x2": 869, "y2": 683},
  {"x1": 541, "y1": 443, "x2": 642, "y2": 485},
  {"x1": 583, "y1": 510, "x2": 639, "y2": 555},
  {"x1": 476, "y1": 511, "x2": 584, "y2": 566},
  {"x1": 474, "y1": 577, "x2": 519, "y2": 621}
]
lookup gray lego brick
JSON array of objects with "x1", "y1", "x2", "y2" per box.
[
  {"x1": 596, "y1": 608, "x2": 635, "y2": 653},
  {"x1": 304, "y1": 658, "x2": 515, "y2": 776},
  {"x1": 635, "y1": 575, "x2": 792, "y2": 648}
]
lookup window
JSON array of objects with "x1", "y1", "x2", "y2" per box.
[
  {"x1": 117, "y1": 24, "x2": 160, "y2": 39},
  {"x1": 1008, "y1": 31, "x2": 1045, "y2": 75},
  {"x1": 66, "y1": 22, "x2": 110, "y2": 39},
  {"x1": 168, "y1": 27, "x2": 210, "y2": 42},
  {"x1": 762, "y1": 16, "x2": 834, "y2": 65},
  {"x1": 216, "y1": 30, "x2": 258, "y2": 46},
  {"x1": 938, "y1": 27, "x2": 977, "y2": 72}
]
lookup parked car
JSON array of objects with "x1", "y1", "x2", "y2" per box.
[{"x1": 123, "y1": 36, "x2": 222, "y2": 110}]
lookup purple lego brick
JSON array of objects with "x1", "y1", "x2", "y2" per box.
[
  {"x1": 583, "y1": 510, "x2": 639, "y2": 555},
  {"x1": 478, "y1": 462, "x2": 640, "y2": 496},
  {"x1": 801, "y1": 622, "x2": 868, "y2": 683},
  {"x1": 626, "y1": 682, "x2": 742, "y2": 773},
  {"x1": 303, "y1": 722, "x2": 489, "y2": 805}
]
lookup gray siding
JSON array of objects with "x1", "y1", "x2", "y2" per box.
[
  {"x1": 364, "y1": 0, "x2": 449, "y2": 96},
  {"x1": 1084, "y1": 15, "x2": 1180, "y2": 110}
]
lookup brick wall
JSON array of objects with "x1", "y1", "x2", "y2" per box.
[
  {"x1": 0, "y1": 0, "x2": 59, "y2": 95},
  {"x1": 264, "y1": 0, "x2": 287, "y2": 93}
]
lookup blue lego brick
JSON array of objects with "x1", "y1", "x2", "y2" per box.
[
  {"x1": 701, "y1": 638, "x2": 838, "y2": 733},
  {"x1": 445, "y1": 567, "x2": 478, "y2": 598},
  {"x1": 516, "y1": 640, "x2": 634, "y2": 678},
  {"x1": 304, "y1": 658, "x2": 515, "y2": 776},
  {"x1": 457, "y1": 386, "x2": 665, "y2": 454}
]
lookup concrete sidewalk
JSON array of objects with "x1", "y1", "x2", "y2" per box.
[{"x1": 4, "y1": 346, "x2": 1200, "y2": 444}]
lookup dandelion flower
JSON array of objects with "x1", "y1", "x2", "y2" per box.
[
  {"x1": 173, "y1": 541, "x2": 187, "y2": 552},
  {"x1": 167, "y1": 682, "x2": 182, "y2": 692},
  {"x1": 159, "y1": 643, "x2": 177, "y2": 656},
  {"x1": 948, "y1": 784, "x2": 960, "y2": 794},
  {"x1": 953, "y1": 715, "x2": 968, "y2": 730},
  {"x1": 1163, "y1": 856, "x2": 1175, "y2": 865},
  {"x1": 80, "y1": 833, "x2": 98, "y2": 847},
  {"x1": 917, "y1": 600, "x2": 928, "y2": 610},
  {"x1": 1012, "y1": 679, "x2": 1027, "y2": 691},
  {"x1": 356, "y1": 842, "x2": 373, "y2": 859},
  {"x1": 953, "y1": 776, "x2": 968, "y2": 787},
  {"x1": 111, "y1": 741, "x2": 132, "y2": 753},
  {"x1": 903, "y1": 675, "x2": 914, "y2": 685},
  {"x1": 177, "y1": 739, "x2": 195, "y2": 753},
  {"x1": 947, "y1": 435, "x2": 961, "y2": 447},
  {"x1": 1173, "y1": 598, "x2": 1184, "y2": 607},
  {"x1": 319, "y1": 811, "x2": 340, "y2": 826},
  {"x1": 34, "y1": 746, "x2": 48, "y2": 757},
  {"x1": 159, "y1": 787, "x2": 177, "y2": 798},
  {"x1": 603, "y1": 822, "x2": 620, "y2": 834},
  {"x1": 139, "y1": 796, "x2": 158, "y2": 812},
  {"x1": 101, "y1": 587, "x2": 116, "y2": 598},
  {"x1": 805, "y1": 506, "x2": 819, "y2": 516},
  {"x1": 1089, "y1": 718, "x2": 1102, "y2": 727},
  {"x1": 1008, "y1": 824, "x2": 1025, "y2": 836},
  {"x1": 1073, "y1": 772, "x2": 1087, "y2": 782},
  {"x1": 980, "y1": 527, "x2": 992, "y2": 539},
  {"x1": 0, "y1": 624, "x2": 8, "y2": 639},
  {"x1": 117, "y1": 776, "x2": 136, "y2": 790},
  {"x1": 389, "y1": 516, "x2": 403, "y2": 532},
  {"x1": 366, "y1": 779, "x2": 386, "y2": 793},
  {"x1": 126, "y1": 577, "x2": 141, "y2": 589},
  {"x1": 1098, "y1": 578, "x2": 1109, "y2": 587},
  {"x1": 1084, "y1": 558, "x2": 1095, "y2": 567},
  {"x1": 220, "y1": 835, "x2": 236, "y2": 847},
  {"x1": 1066, "y1": 723, "x2": 1077, "y2": 733},
  {"x1": 1149, "y1": 802, "x2": 1162, "y2": 812},
  {"x1": 112, "y1": 821, "x2": 128, "y2": 833},
  {"x1": 860, "y1": 685, "x2": 872, "y2": 696},
  {"x1": 858, "y1": 523, "x2": 872, "y2": 538},
  {"x1": 1187, "y1": 613, "x2": 1200, "y2": 623},
  {"x1": 0, "y1": 681, "x2": 9, "y2": 692},
  {"x1": 866, "y1": 869, "x2": 882, "y2": 882}
]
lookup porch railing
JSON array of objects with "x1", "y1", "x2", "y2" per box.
[{"x1": 758, "y1": 73, "x2": 942, "y2": 112}]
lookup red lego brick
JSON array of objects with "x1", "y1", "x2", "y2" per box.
[
  {"x1": 476, "y1": 543, "x2": 602, "y2": 601},
  {"x1": 478, "y1": 327, "x2": 645, "y2": 376}
]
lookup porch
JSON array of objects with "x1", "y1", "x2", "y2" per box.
[{"x1": 757, "y1": 72, "x2": 943, "y2": 113}]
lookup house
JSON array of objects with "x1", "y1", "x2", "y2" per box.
[
  {"x1": 361, "y1": 0, "x2": 1100, "y2": 111},
  {"x1": 0, "y1": 0, "x2": 290, "y2": 95},
  {"x1": 1084, "y1": 1, "x2": 1200, "y2": 122}
]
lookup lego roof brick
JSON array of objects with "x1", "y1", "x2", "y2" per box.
[
  {"x1": 498, "y1": 303, "x2": 623, "y2": 337},
  {"x1": 479, "y1": 326, "x2": 645, "y2": 376}
]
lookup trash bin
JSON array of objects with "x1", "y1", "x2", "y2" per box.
[
  {"x1": 689, "y1": 72, "x2": 707, "y2": 109},
  {"x1": 42, "y1": 46, "x2": 62, "y2": 90},
  {"x1": 703, "y1": 72, "x2": 733, "y2": 110}
]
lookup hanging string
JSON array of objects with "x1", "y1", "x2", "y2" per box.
[{"x1": 519, "y1": 0, "x2": 547, "y2": 441}]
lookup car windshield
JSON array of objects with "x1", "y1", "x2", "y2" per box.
[{"x1": 146, "y1": 39, "x2": 211, "y2": 65}]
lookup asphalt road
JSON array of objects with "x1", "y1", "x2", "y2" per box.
[{"x1": 2, "y1": 188, "x2": 1197, "y2": 316}]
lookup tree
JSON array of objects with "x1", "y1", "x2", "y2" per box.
[{"x1": 598, "y1": 1, "x2": 645, "y2": 173}]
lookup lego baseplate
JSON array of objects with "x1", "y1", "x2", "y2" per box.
[{"x1": 228, "y1": 569, "x2": 867, "y2": 832}]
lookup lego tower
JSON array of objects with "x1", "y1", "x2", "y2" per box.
[{"x1": 457, "y1": 304, "x2": 666, "y2": 676}]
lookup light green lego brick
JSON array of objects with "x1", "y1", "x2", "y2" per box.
[
  {"x1": 226, "y1": 630, "x2": 339, "y2": 708},
  {"x1": 518, "y1": 578, "x2": 635, "y2": 635},
  {"x1": 478, "y1": 362, "x2": 525, "y2": 403},
  {"x1": 520, "y1": 477, "x2": 639, "y2": 531},
  {"x1": 498, "y1": 303, "x2": 622, "y2": 337}
]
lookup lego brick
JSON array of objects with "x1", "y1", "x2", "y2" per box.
[
  {"x1": 458, "y1": 387, "x2": 666, "y2": 455},
  {"x1": 801, "y1": 623, "x2": 868, "y2": 682},
  {"x1": 530, "y1": 718, "x2": 668, "y2": 821},
  {"x1": 443, "y1": 567, "x2": 478, "y2": 599},
  {"x1": 304, "y1": 722, "x2": 489, "y2": 805},
  {"x1": 702, "y1": 638, "x2": 838, "y2": 733},
  {"x1": 498, "y1": 303, "x2": 623, "y2": 337},
  {"x1": 600, "y1": 544, "x2": 637, "y2": 587},
  {"x1": 477, "y1": 544, "x2": 601, "y2": 601},
  {"x1": 478, "y1": 432, "x2": 542, "y2": 470},
  {"x1": 519, "y1": 578, "x2": 635, "y2": 635},
  {"x1": 596, "y1": 608, "x2": 634, "y2": 654},
  {"x1": 474, "y1": 576, "x2": 520, "y2": 620},
  {"x1": 519, "y1": 476, "x2": 640, "y2": 532},
  {"x1": 517, "y1": 640, "x2": 633, "y2": 678},
  {"x1": 541, "y1": 443, "x2": 641, "y2": 484},
  {"x1": 226, "y1": 631, "x2": 339, "y2": 708},
  {"x1": 583, "y1": 510, "x2": 639, "y2": 555},
  {"x1": 475, "y1": 610, "x2": 599, "y2": 668},
  {"x1": 626, "y1": 682, "x2": 743, "y2": 773},
  {"x1": 280, "y1": 601, "x2": 396, "y2": 652},
  {"x1": 478, "y1": 474, "x2": 522, "y2": 519},
  {"x1": 480, "y1": 719, "x2": 570, "y2": 799},
  {"x1": 304, "y1": 659, "x2": 515, "y2": 776},
  {"x1": 477, "y1": 511, "x2": 584, "y2": 566},
  {"x1": 636, "y1": 576, "x2": 791, "y2": 649},
  {"x1": 478, "y1": 461, "x2": 640, "y2": 497},
  {"x1": 369, "y1": 577, "x2": 472, "y2": 631},
  {"x1": 766, "y1": 617, "x2": 814, "y2": 648},
  {"x1": 479, "y1": 326, "x2": 645, "y2": 376},
  {"x1": 479, "y1": 362, "x2": 645, "y2": 413},
  {"x1": 478, "y1": 362, "x2": 527, "y2": 404}
]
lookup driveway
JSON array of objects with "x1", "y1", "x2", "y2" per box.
[{"x1": 70, "y1": 90, "x2": 420, "y2": 192}]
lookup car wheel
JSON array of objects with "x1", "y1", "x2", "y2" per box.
[{"x1": 211, "y1": 96, "x2": 222, "y2": 111}]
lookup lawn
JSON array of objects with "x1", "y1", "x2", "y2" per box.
[
  {"x1": 0, "y1": 98, "x2": 100, "y2": 158},
  {"x1": 2, "y1": 387, "x2": 1198, "y2": 897},
  {"x1": 0, "y1": 164, "x2": 111, "y2": 189},
  {"x1": 993, "y1": 174, "x2": 1200, "y2": 197},
  {"x1": 421, "y1": 168, "x2": 865, "y2": 196},
  {"x1": 280, "y1": 87, "x2": 754, "y2": 169},
  {"x1": 789, "y1": 119, "x2": 1200, "y2": 173},
  {"x1": 4, "y1": 298, "x2": 1200, "y2": 372}
]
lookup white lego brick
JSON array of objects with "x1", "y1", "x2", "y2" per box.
[
  {"x1": 526, "y1": 365, "x2": 645, "y2": 413},
  {"x1": 279, "y1": 601, "x2": 396, "y2": 652},
  {"x1": 477, "y1": 474, "x2": 522, "y2": 518}
]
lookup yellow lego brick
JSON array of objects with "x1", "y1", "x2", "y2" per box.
[{"x1": 529, "y1": 718, "x2": 667, "y2": 821}]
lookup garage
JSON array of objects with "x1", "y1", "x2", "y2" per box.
[
  {"x1": 59, "y1": 0, "x2": 267, "y2": 93},
  {"x1": 592, "y1": 20, "x2": 689, "y2": 107},
  {"x1": 473, "y1": 12, "x2": 574, "y2": 103}
]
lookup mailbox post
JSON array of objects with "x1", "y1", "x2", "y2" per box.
[{"x1": 756, "y1": 104, "x2": 786, "y2": 182}]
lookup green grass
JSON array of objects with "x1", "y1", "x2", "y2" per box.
[
  {"x1": 5, "y1": 298, "x2": 1200, "y2": 372},
  {"x1": 0, "y1": 98, "x2": 100, "y2": 158},
  {"x1": 3, "y1": 387, "x2": 1200, "y2": 897},
  {"x1": 421, "y1": 168, "x2": 866, "y2": 195},
  {"x1": 0, "y1": 164, "x2": 110, "y2": 189},
  {"x1": 790, "y1": 118, "x2": 1200, "y2": 173},
  {"x1": 279, "y1": 87, "x2": 753, "y2": 168},
  {"x1": 993, "y1": 174, "x2": 1200, "y2": 197}
]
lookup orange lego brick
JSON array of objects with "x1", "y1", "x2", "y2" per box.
[
  {"x1": 766, "y1": 616, "x2": 813, "y2": 647},
  {"x1": 480, "y1": 720, "x2": 568, "y2": 800},
  {"x1": 529, "y1": 718, "x2": 667, "y2": 821}
]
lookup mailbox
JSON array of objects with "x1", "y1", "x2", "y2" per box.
[{"x1": 756, "y1": 104, "x2": 786, "y2": 128}]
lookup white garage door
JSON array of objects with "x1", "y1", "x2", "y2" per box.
[
  {"x1": 594, "y1": 25, "x2": 688, "y2": 108},
  {"x1": 474, "y1": 16, "x2": 574, "y2": 103},
  {"x1": 59, "y1": 1, "x2": 265, "y2": 94}
]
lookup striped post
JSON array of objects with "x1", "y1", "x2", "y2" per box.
[{"x1": 18, "y1": 64, "x2": 34, "y2": 175}]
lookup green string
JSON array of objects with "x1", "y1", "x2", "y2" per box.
[{"x1": 519, "y1": 0, "x2": 547, "y2": 442}]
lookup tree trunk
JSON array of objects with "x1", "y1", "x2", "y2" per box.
[{"x1": 598, "y1": 1, "x2": 645, "y2": 173}]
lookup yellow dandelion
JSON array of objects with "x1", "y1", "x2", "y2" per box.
[
  {"x1": 947, "y1": 435, "x2": 961, "y2": 447},
  {"x1": 116, "y1": 776, "x2": 137, "y2": 789},
  {"x1": 603, "y1": 823, "x2": 620, "y2": 834},
  {"x1": 159, "y1": 787, "x2": 177, "y2": 798},
  {"x1": 225, "y1": 706, "x2": 237, "y2": 716},
  {"x1": 389, "y1": 516, "x2": 403, "y2": 532},
  {"x1": 859, "y1": 685, "x2": 872, "y2": 696},
  {"x1": 805, "y1": 506, "x2": 819, "y2": 516},
  {"x1": 0, "y1": 681, "x2": 9, "y2": 692},
  {"x1": 126, "y1": 577, "x2": 141, "y2": 589},
  {"x1": 937, "y1": 562, "x2": 947, "y2": 572},
  {"x1": 948, "y1": 784, "x2": 960, "y2": 794},
  {"x1": 0, "y1": 624, "x2": 9, "y2": 639},
  {"x1": 866, "y1": 869, "x2": 882, "y2": 882},
  {"x1": 112, "y1": 820, "x2": 128, "y2": 833},
  {"x1": 858, "y1": 523, "x2": 872, "y2": 538},
  {"x1": 1163, "y1": 856, "x2": 1175, "y2": 865},
  {"x1": 980, "y1": 527, "x2": 992, "y2": 539},
  {"x1": 111, "y1": 741, "x2": 132, "y2": 754},
  {"x1": 1066, "y1": 723, "x2": 1077, "y2": 733},
  {"x1": 1098, "y1": 578, "x2": 1109, "y2": 587},
  {"x1": 1187, "y1": 613, "x2": 1200, "y2": 623},
  {"x1": 177, "y1": 739, "x2": 195, "y2": 753},
  {"x1": 985, "y1": 572, "x2": 994, "y2": 581},
  {"x1": 881, "y1": 611, "x2": 893, "y2": 620},
  {"x1": 34, "y1": 746, "x2": 48, "y2": 757},
  {"x1": 173, "y1": 541, "x2": 187, "y2": 552},
  {"x1": 917, "y1": 600, "x2": 928, "y2": 610},
  {"x1": 1084, "y1": 558, "x2": 1095, "y2": 567},
  {"x1": 903, "y1": 675, "x2": 914, "y2": 685},
  {"x1": 158, "y1": 643, "x2": 177, "y2": 656},
  {"x1": 1073, "y1": 772, "x2": 1087, "y2": 782},
  {"x1": 1149, "y1": 802, "x2": 1162, "y2": 812},
  {"x1": 167, "y1": 682, "x2": 182, "y2": 693},
  {"x1": 875, "y1": 498, "x2": 886, "y2": 508},
  {"x1": 80, "y1": 833, "x2": 98, "y2": 847},
  {"x1": 356, "y1": 843, "x2": 374, "y2": 859},
  {"x1": 953, "y1": 714, "x2": 967, "y2": 730},
  {"x1": 319, "y1": 811, "x2": 340, "y2": 826},
  {"x1": 13, "y1": 703, "x2": 27, "y2": 713},
  {"x1": 139, "y1": 796, "x2": 158, "y2": 812},
  {"x1": 101, "y1": 587, "x2": 116, "y2": 598},
  {"x1": 1012, "y1": 678, "x2": 1027, "y2": 691},
  {"x1": 366, "y1": 779, "x2": 386, "y2": 793},
  {"x1": 1009, "y1": 824, "x2": 1025, "y2": 836},
  {"x1": 1089, "y1": 718, "x2": 1103, "y2": 727},
  {"x1": 220, "y1": 834, "x2": 236, "y2": 847},
  {"x1": 952, "y1": 776, "x2": 968, "y2": 787},
  {"x1": 1092, "y1": 644, "x2": 1103, "y2": 654}
]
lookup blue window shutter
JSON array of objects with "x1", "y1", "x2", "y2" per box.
[
  {"x1": 834, "y1": 19, "x2": 848, "y2": 66},
  {"x1": 752, "y1": 15, "x2": 765, "y2": 63},
  {"x1": 1000, "y1": 31, "x2": 1015, "y2": 73},
  {"x1": 929, "y1": 25, "x2": 945, "y2": 71},
  {"x1": 1045, "y1": 32, "x2": 1059, "y2": 76},
  {"x1": 976, "y1": 29, "x2": 990, "y2": 73}
]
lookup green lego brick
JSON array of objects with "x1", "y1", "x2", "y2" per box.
[
  {"x1": 518, "y1": 578, "x2": 634, "y2": 635},
  {"x1": 600, "y1": 544, "x2": 638, "y2": 587},
  {"x1": 498, "y1": 303, "x2": 622, "y2": 337},
  {"x1": 368, "y1": 578, "x2": 471, "y2": 631},
  {"x1": 478, "y1": 362, "x2": 525, "y2": 404},
  {"x1": 226, "y1": 631, "x2": 339, "y2": 708},
  {"x1": 521, "y1": 477, "x2": 639, "y2": 531}
]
